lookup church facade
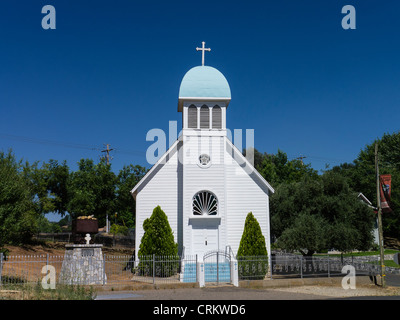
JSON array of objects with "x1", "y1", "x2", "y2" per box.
[{"x1": 131, "y1": 46, "x2": 274, "y2": 263}]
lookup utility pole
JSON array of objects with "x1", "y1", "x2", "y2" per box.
[
  {"x1": 296, "y1": 155, "x2": 307, "y2": 165},
  {"x1": 101, "y1": 143, "x2": 114, "y2": 165},
  {"x1": 375, "y1": 142, "x2": 386, "y2": 287}
]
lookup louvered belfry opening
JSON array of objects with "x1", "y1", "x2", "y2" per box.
[
  {"x1": 188, "y1": 105, "x2": 198, "y2": 128},
  {"x1": 200, "y1": 105, "x2": 209, "y2": 129},
  {"x1": 186, "y1": 104, "x2": 224, "y2": 129},
  {"x1": 212, "y1": 106, "x2": 222, "y2": 129}
]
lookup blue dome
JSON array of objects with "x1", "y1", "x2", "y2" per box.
[{"x1": 178, "y1": 66, "x2": 231, "y2": 99}]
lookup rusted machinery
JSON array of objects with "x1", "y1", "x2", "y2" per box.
[{"x1": 71, "y1": 216, "x2": 98, "y2": 244}]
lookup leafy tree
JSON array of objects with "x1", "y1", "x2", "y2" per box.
[
  {"x1": 57, "y1": 214, "x2": 72, "y2": 231},
  {"x1": 277, "y1": 213, "x2": 328, "y2": 256},
  {"x1": 37, "y1": 214, "x2": 62, "y2": 233},
  {"x1": 23, "y1": 159, "x2": 70, "y2": 216},
  {"x1": 110, "y1": 223, "x2": 128, "y2": 236},
  {"x1": 271, "y1": 172, "x2": 375, "y2": 256},
  {"x1": 67, "y1": 159, "x2": 116, "y2": 226},
  {"x1": 331, "y1": 131, "x2": 400, "y2": 237},
  {"x1": 0, "y1": 151, "x2": 38, "y2": 246},
  {"x1": 115, "y1": 164, "x2": 147, "y2": 229},
  {"x1": 43, "y1": 160, "x2": 70, "y2": 216},
  {"x1": 245, "y1": 148, "x2": 318, "y2": 185}
]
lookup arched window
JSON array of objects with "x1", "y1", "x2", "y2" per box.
[
  {"x1": 188, "y1": 105, "x2": 197, "y2": 129},
  {"x1": 200, "y1": 105, "x2": 210, "y2": 129},
  {"x1": 212, "y1": 106, "x2": 222, "y2": 129},
  {"x1": 192, "y1": 191, "x2": 218, "y2": 216}
]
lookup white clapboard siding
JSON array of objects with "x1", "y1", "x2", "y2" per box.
[
  {"x1": 183, "y1": 135, "x2": 224, "y2": 166},
  {"x1": 182, "y1": 132, "x2": 227, "y2": 256},
  {"x1": 134, "y1": 145, "x2": 182, "y2": 258},
  {"x1": 225, "y1": 155, "x2": 271, "y2": 256},
  {"x1": 134, "y1": 133, "x2": 272, "y2": 261},
  {"x1": 183, "y1": 163, "x2": 226, "y2": 256}
]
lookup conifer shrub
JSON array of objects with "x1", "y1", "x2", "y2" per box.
[
  {"x1": 237, "y1": 212, "x2": 268, "y2": 280},
  {"x1": 137, "y1": 206, "x2": 179, "y2": 277}
]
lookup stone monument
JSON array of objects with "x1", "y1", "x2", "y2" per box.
[{"x1": 59, "y1": 233, "x2": 107, "y2": 285}]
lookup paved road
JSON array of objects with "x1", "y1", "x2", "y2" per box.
[
  {"x1": 387, "y1": 274, "x2": 400, "y2": 287},
  {"x1": 95, "y1": 285, "x2": 400, "y2": 301},
  {"x1": 96, "y1": 286, "x2": 329, "y2": 300}
]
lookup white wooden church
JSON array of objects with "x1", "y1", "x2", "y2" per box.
[{"x1": 131, "y1": 43, "x2": 274, "y2": 267}]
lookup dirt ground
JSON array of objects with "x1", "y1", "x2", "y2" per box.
[
  {"x1": 4, "y1": 242, "x2": 134, "y2": 257},
  {"x1": 274, "y1": 284, "x2": 400, "y2": 298}
]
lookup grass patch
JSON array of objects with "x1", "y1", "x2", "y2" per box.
[
  {"x1": 315, "y1": 249, "x2": 399, "y2": 258},
  {"x1": 384, "y1": 260, "x2": 400, "y2": 268},
  {"x1": 0, "y1": 282, "x2": 96, "y2": 300}
]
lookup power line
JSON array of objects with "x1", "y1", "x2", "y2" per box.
[
  {"x1": 295, "y1": 155, "x2": 307, "y2": 165},
  {"x1": 288, "y1": 154, "x2": 354, "y2": 165},
  {"x1": 3, "y1": 132, "x2": 395, "y2": 169},
  {"x1": 0, "y1": 133, "x2": 101, "y2": 151},
  {"x1": 101, "y1": 143, "x2": 114, "y2": 165},
  {"x1": 0, "y1": 133, "x2": 146, "y2": 158}
]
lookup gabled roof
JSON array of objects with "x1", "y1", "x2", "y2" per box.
[
  {"x1": 224, "y1": 137, "x2": 275, "y2": 195},
  {"x1": 130, "y1": 136, "x2": 275, "y2": 199},
  {"x1": 130, "y1": 138, "x2": 181, "y2": 199}
]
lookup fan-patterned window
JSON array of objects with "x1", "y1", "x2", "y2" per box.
[{"x1": 192, "y1": 191, "x2": 218, "y2": 216}]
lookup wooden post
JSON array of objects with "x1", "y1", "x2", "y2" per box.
[
  {"x1": 0, "y1": 253, "x2": 3, "y2": 286},
  {"x1": 375, "y1": 142, "x2": 386, "y2": 287}
]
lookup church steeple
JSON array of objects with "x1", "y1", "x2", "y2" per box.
[{"x1": 178, "y1": 43, "x2": 231, "y2": 131}]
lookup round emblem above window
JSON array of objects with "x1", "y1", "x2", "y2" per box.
[{"x1": 198, "y1": 154, "x2": 211, "y2": 168}]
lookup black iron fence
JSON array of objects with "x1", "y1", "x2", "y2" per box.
[{"x1": 270, "y1": 253, "x2": 400, "y2": 279}]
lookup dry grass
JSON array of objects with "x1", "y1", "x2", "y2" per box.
[{"x1": 0, "y1": 283, "x2": 95, "y2": 300}]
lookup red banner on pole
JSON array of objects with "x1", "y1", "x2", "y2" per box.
[{"x1": 380, "y1": 174, "x2": 392, "y2": 213}]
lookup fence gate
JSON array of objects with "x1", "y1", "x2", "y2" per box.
[{"x1": 203, "y1": 250, "x2": 231, "y2": 284}]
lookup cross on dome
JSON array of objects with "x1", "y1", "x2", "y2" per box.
[{"x1": 196, "y1": 41, "x2": 211, "y2": 66}]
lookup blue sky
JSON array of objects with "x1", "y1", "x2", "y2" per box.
[{"x1": 1, "y1": 0, "x2": 399, "y2": 178}]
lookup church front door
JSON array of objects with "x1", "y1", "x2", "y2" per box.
[{"x1": 190, "y1": 219, "x2": 219, "y2": 259}]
